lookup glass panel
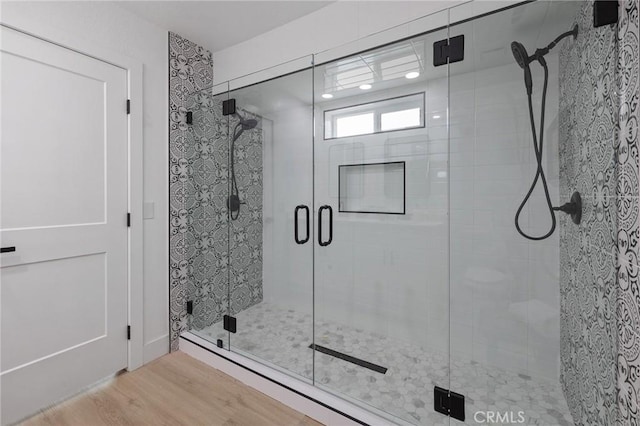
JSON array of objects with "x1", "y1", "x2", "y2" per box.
[
  {"x1": 447, "y1": 1, "x2": 612, "y2": 425},
  {"x1": 313, "y1": 14, "x2": 450, "y2": 425},
  {"x1": 227, "y1": 57, "x2": 315, "y2": 382},
  {"x1": 185, "y1": 81, "x2": 231, "y2": 350}
]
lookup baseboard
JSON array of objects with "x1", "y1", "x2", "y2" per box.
[
  {"x1": 143, "y1": 334, "x2": 169, "y2": 364},
  {"x1": 179, "y1": 333, "x2": 402, "y2": 426}
]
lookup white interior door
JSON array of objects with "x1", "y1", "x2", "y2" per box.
[{"x1": 0, "y1": 26, "x2": 129, "y2": 425}]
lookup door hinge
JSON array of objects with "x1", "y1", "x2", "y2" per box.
[
  {"x1": 222, "y1": 98, "x2": 236, "y2": 116},
  {"x1": 434, "y1": 386, "x2": 465, "y2": 421},
  {"x1": 127, "y1": 325, "x2": 131, "y2": 340},
  {"x1": 127, "y1": 213, "x2": 131, "y2": 227},
  {"x1": 126, "y1": 99, "x2": 131, "y2": 114},
  {"x1": 223, "y1": 314, "x2": 237, "y2": 333},
  {"x1": 433, "y1": 35, "x2": 464, "y2": 67},
  {"x1": 593, "y1": 0, "x2": 618, "y2": 27}
]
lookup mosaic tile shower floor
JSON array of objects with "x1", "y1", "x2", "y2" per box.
[{"x1": 192, "y1": 302, "x2": 573, "y2": 425}]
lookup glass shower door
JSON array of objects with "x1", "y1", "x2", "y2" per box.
[
  {"x1": 226, "y1": 58, "x2": 315, "y2": 382},
  {"x1": 447, "y1": 2, "x2": 597, "y2": 425},
  {"x1": 184, "y1": 81, "x2": 232, "y2": 349},
  {"x1": 312, "y1": 18, "x2": 451, "y2": 425}
]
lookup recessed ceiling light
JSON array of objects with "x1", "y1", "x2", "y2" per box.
[
  {"x1": 405, "y1": 72, "x2": 420, "y2": 79},
  {"x1": 322, "y1": 93, "x2": 333, "y2": 99},
  {"x1": 359, "y1": 84, "x2": 372, "y2": 90}
]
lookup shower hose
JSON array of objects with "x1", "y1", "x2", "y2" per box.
[{"x1": 514, "y1": 57, "x2": 556, "y2": 241}]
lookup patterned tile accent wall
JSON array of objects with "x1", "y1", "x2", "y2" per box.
[
  {"x1": 183, "y1": 90, "x2": 229, "y2": 332},
  {"x1": 617, "y1": 0, "x2": 640, "y2": 423},
  {"x1": 183, "y1": 93, "x2": 264, "y2": 328},
  {"x1": 559, "y1": 1, "x2": 639, "y2": 424},
  {"x1": 169, "y1": 32, "x2": 264, "y2": 351},
  {"x1": 169, "y1": 32, "x2": 214, "y2": 351}
]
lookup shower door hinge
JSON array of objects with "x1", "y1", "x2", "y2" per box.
[
  {"x1": 434, "y1": 386, "x2": 465, "y2": 421},
  {"x1": 126, "y1": 99, "x2": 130, "y2": 114},
  {"x1": 223, "y1": 314, "x2": 237, "y2": 333},
  {"x1": 127, "y1": 325, "x2": 131, "y2": 340},
  {"x1": 127, "y1": 213, "x2": 131, "y2": 227},
  {"x1": 593, "y1": 1, "x2": 618, "y2": 28},
  {"x1": 222, "y1": 98, "x2": 236, "y2": 116},
  {"x1": 433, "y1": 35, "x2": 465, "y2": 67}
]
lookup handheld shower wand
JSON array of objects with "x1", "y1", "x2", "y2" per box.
[
  {"x1": 510, "y1": 25, "x2": 578, "y2": 95},
  {"x1": 228, "y1": 111, "x2": 259, "y2": 221},
  {"x1": 513, "y1": 25, "x2": 581, "y2": 241}
]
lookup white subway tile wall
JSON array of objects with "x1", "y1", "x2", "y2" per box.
[{"x1": 447, "y1": 56, "x2": 561, "y2": 380}]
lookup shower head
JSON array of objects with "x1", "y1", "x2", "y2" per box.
[
  {"x1": 511, "y1": 41, "x2": 533, "y2": 95},
  {"x1": 240, "y1": 118, "x2": 258, "y2": 130},
  {"x1": 511, "y1": 41, "x2": 530, "y2": 69},
  {"x1": 511, "y1": 24, "x2": 578, "y2": 95},
  {"x1": 232, "y1": 111, "x2": 259, "y2": 142}
]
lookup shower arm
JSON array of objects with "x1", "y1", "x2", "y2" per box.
[{"x1": 531, "y1": 25, "x2": 579, "y2": 63}]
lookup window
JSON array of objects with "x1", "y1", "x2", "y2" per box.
[
  {"x1": 381, "y1": 108, "x2": 421, "y2": 131},
  {"x1": 324, "y1": 93, "x2": 424, "y2": 140},
  {"x1": 336, "y1": 113, "x2": 374, "y2": 138}
]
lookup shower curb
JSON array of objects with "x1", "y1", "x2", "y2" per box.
[{"x1": 179, "y1": 332, "x2": 408, "y2": 426}]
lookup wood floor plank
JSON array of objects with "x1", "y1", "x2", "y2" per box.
[{"x1": 20, "y1": 352, "x2": 324, "y2": 426}]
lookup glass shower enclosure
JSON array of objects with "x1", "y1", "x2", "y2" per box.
[{"x1": 183, "y1": 1, "x2": 617, "y2": 424}]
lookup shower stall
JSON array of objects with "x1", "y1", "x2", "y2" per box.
[{"x1": 173, "y1": 1, "x2": 630, "y2": 424}]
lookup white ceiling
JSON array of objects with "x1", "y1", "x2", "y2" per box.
[{"x1": 116, "y1": 1, "x2": 333, "y2": 52}]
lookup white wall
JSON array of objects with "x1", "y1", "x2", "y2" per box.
[
  {"x1": 0, "y1": 2, "x2": 169, "y2": 363},
  {"x1": 448, "y1": 54, "x2": 561, "y2": 379}
]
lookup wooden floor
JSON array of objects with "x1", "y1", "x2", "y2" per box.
[{"x1": 21, "y1": 352, "x2": 323, "y2": 426}]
